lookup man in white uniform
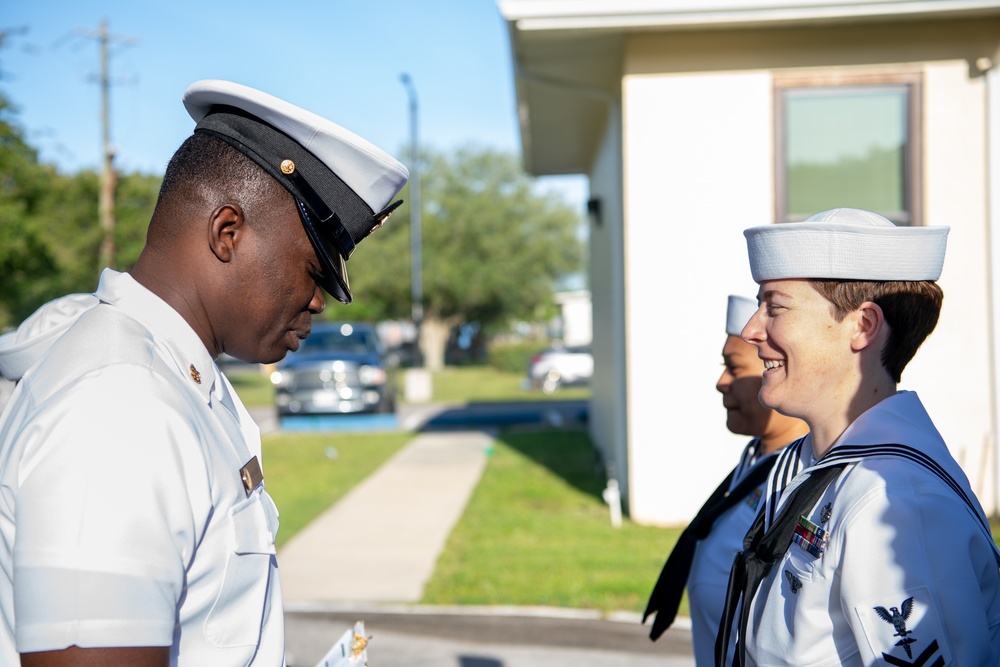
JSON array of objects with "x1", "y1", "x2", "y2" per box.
[
  {"x1": 644, "y1": 295, "x2": 807, "y2": 665},
  {"x1": 0, "y1": 80, "x2": 408, "y2": 666},
  {"x1": 717, "y1": 208, "x2": 1000, "y2": 666}
]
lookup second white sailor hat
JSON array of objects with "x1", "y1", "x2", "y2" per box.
[
  {"x1": 183, "y1": 80, "x2": 409, "y2": 304},
  {"x1": 744, "y1": 208, "x2": 949, "y2": 283},
  {"x1": 726, "y1": 295, "x2": 758, "y2": 336}
]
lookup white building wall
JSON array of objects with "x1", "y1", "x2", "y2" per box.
[
  {"x1": 905, "y1": 61, "x2": 993, "y2": 505},
  {"x1": 988, "y1": 63, "x2": 1000, "y2": 518},
  {"x1": 587, "y1": 106, "x2": 629, "y2": 494},
  {"x1": 623, "y1": 70, "x2": 775, "y2": 525}
]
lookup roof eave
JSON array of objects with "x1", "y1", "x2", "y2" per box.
[{"x1": 499, "y1": 0, "x2": 1000, "y2": 32}]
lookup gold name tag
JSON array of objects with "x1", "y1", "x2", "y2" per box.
[{"x1": 240, "y1": 456, "x2": 264, "y2": 496}]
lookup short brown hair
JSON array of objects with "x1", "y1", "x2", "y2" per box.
[{"x1": 809, "y1": 280, "x2": 943, "y2": 383}]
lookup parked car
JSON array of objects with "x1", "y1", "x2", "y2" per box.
[
  {"x1": 270, "y1": 322, "x2": 397, "y2": 415},
  {"x1": 527, "y1": 345, "x2": 593, "y2": 393}
]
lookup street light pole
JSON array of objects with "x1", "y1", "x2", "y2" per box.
[{"x1": 400, "y1": 73, "x2": 423, "y2": 368}]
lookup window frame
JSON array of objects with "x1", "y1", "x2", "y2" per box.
[{"x1": 773, "y1": 70, "x2": 923, "y2": 226}]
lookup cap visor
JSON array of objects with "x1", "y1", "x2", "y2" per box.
[{"x1": 296, "y1": 199, "x2": 353, "y2": 304}]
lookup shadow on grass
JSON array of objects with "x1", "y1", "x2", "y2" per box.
[{"x1": 497, "y1": 428, "x2": 607, "y2": 503}]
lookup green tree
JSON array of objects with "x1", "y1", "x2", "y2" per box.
[
  {"x1": 0, "y1": 90, "x2": 160, "y2": 328},
  {"x1": 347, "y1": 146, "x2": 584, "y2": 370},
  {"x1": 113, "y1": 171, "x2": 162, "y2": 271},
  {"x1": 0, "y1": 91, "x2": 63, "y2": 327}
]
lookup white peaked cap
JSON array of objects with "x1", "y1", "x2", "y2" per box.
[
  {"x1": 0, "y1": 294, "x2": 99, "y2": 381},
  {"x1": 182, "y1": 79, "x2": 409, "y2": 304},
  {"x1": 744, "y1": 208, "x2": 949, "y2": 282},
  {"x1": 726, "y1": 295, "x2": 758, "y2": 336},
  {"x1": 184, "y1": 80, "x2": 408, "y2": 215}
]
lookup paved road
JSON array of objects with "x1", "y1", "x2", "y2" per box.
[{"x1": 284, "y1": 607, "x2": 695, "y2": 667}]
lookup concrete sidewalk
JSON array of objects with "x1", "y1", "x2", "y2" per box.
[{"x1": 278, "y1": 428, "x2": 494, "y2": 604}]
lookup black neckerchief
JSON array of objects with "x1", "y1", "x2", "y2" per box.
[{"x1": 643, "y1": 439, "x2": 787, "y2": 641}]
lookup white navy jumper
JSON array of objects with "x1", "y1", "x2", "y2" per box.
[
  {"x1": 742, "y1": 391, "x2": 1000, "y2": 666},
  {"x1": 686, "y1": 440, "x2": 777, "y2": 666},
  {"x1": 0, "y1": 269, "x2": 284, "y2": 665}
]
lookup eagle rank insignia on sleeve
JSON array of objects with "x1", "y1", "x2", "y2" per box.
[
  {"x1": 857, "y1": 588, "x2": 949, "y2": 666},
  {"x1": 874, "y1": 597, "x2": 917, "y2": 658}
]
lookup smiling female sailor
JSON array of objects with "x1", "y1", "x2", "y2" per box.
[{"x1": 716, "y1": 208, "x2": 1000, "y2": 666}]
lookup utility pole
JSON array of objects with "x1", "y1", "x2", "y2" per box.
[
  {"x1": 73, "y1": 20, "x2": 136, "y2": 270},
  {"x1": 400, "y1": 73, "x2": 423, "y2": 368}
]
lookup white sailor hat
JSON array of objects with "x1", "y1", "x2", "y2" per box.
[
  {"x1": 0, "y1": 294, "x2": 99, "y2": 381},
  {"x1": 744, "y1": 208, "x2": 949, "y2": 283},
  {"x1": 183, "y1": 80, "x2": 409, "y2": 305},
  {"x1": 726, "y1": 295, "x2": 758, "y2": 336}
]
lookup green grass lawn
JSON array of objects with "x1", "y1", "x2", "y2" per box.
[
  {"x1": 421, "y1": 428, "x2": 680, "y2": 615},
  {"x1": 228, "y1": 364, "x2": 591, "y2": 409},
  {"x1": 261, "y1": 431, "x2": 411, "y2": 548}
]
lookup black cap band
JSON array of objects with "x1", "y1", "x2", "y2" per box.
[{"x1": 194, "y1": 106, "x2": 381, "y2": 255}]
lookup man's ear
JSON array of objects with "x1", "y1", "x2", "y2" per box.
[
  {"x1": 850, "y1": 301, "x2": 887, "y2": 352},
  {"x1": 208, "y1": 204, "x2": 245, "y2": 263}
]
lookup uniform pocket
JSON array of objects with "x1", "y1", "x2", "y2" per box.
[
  {"x1": 204, "y1": 491, "x2": 276, "y2": 648},
  {"x1": 780, "y1": 540, "x2": 819, "y2": 598}
]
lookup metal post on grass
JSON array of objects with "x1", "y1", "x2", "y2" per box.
[
  {"x1": 400, "y1": 73, "x2": 432, "y2": 403},
  {"x1": 603, "y1": 479, "x2": 623, "y2": 528}
]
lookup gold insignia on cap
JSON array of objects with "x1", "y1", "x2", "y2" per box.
[
  {"x1": 280, "y1": 159, "x2": 296, "y2": 175},
  {"x1": 368, "y1": 210, "x2": 393, "y2": 236},
  {"x1": 366, "y1": 199, "x2": 402, "y2": 239},
  {"x1": 189, "y1": 364, "x2": 202, "y2": 384}
]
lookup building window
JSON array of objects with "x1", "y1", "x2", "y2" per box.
[{"x1": 775, "y1": 72, "x2": 922, "y2": 225}]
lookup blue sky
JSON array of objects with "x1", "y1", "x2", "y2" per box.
[{"x1": 1, "y1": 0, "x2": 586, "y2": 206}]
